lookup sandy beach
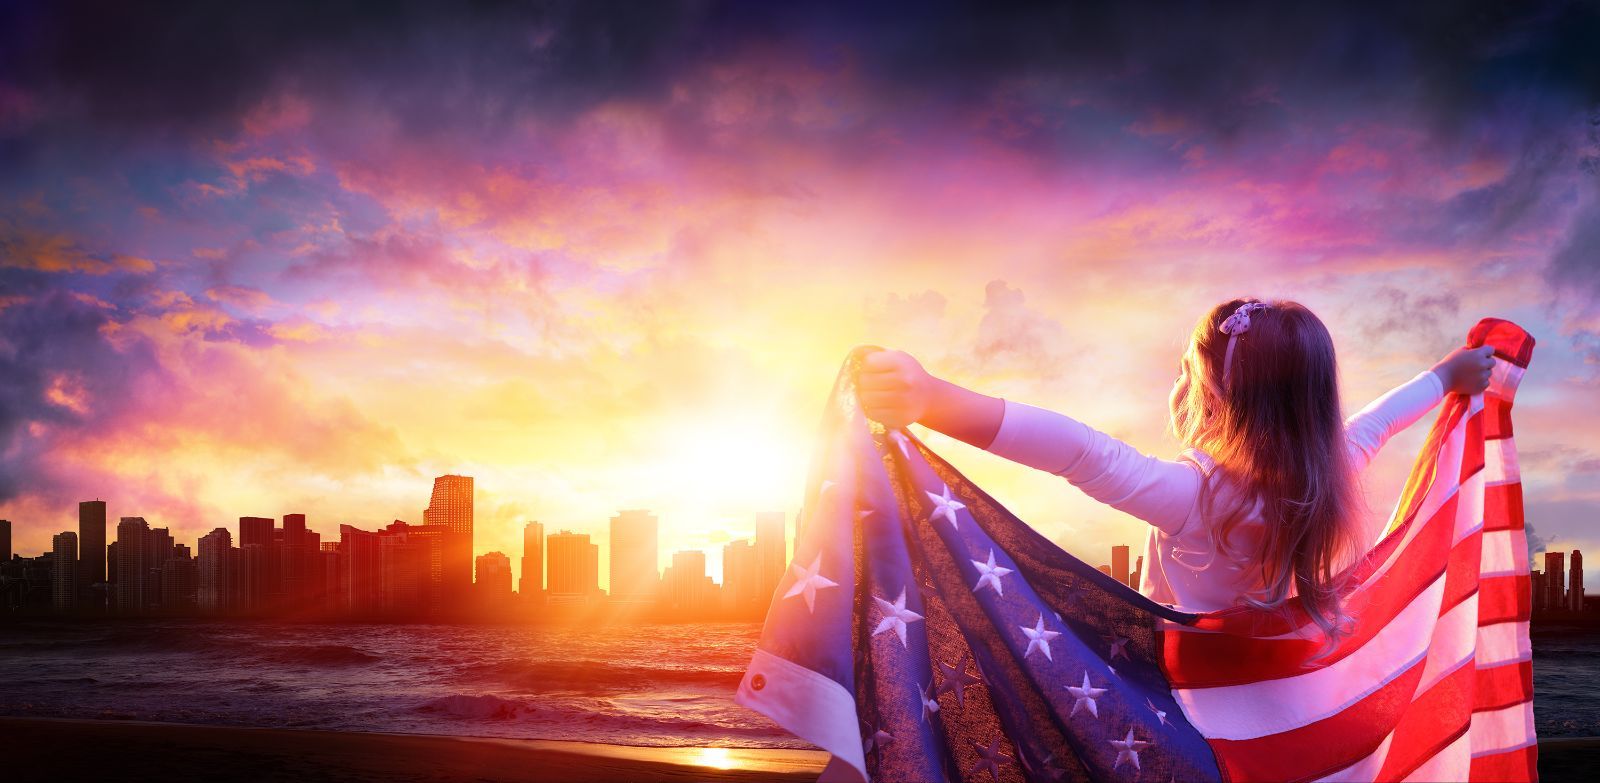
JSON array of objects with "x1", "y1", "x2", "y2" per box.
[
  {"x1": 4, "y1": 716, "x2": 1595, "y2": 781},
  {"x1": 0, "y1": 717, "x2": 828, "y2": 782}
]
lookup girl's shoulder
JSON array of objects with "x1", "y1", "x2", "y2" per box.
[{"x1": 1176, "y1": 446, "x2": 1217, "y2": 477}]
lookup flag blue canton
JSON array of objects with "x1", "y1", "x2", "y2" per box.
[{"x1": 736, "y1": 347, "x2": 1221, "y2": 783}]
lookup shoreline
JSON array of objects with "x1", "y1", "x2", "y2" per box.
[
  {"x1": 3, "y1": 716, "x2": 1594, "y2": 781},
  {"x1": 0, "y1": 716, "x2": 828, "y2": 782}
]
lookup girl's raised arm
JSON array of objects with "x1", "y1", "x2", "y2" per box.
[{"x1": 857, "y1": 348, "x2": 1200, "y2": 536}]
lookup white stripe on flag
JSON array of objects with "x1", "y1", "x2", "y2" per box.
[
  {"x1": 1417, "y1": 596, "x2": 1478, "y2": 694},
  {"x1": 1480, "y1": 528, "x2": 1529, "y2": 578},
  {"x1": 1476, "y1": 621, "x2": 1532, "y2": 669},
  {"x1": 1450, "y1": 470, "x2": 1485, "y2": 546},
  {"x1": 1469, "y1": 699, "x2": 1536, "y2": 757},
  {"x1": 1374, "y1": 395, "x2": 1476, "y2": 566},
  {"x1": 1484, "y1": 438, "x2": 1519, "y2": 486},
  {"x1": 1488, "y1": 359, "x2": 1524, "y2": 398},
  {"x1": 1175, "y1": 576, "x2": 1446, "y2": 741}
]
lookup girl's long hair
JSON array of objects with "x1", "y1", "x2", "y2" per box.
[{"x1": 1169, "y1": 298, "x2": 1360, "y2": 650}]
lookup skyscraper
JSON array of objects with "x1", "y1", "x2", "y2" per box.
[
  {"x1": 547, "y1": 530, "x2": 599, "y2": 603},
  {"x1": 475, "y1": 551, "x2": 513, "y2": 603},
  {"x1": 609, "y1": 509, "x2": 659, "y2": 603},
  {"x1": 754, "y1": 511, "x2": 786, "y2": 601},
  {"x1": 52, "y1": 532, "x2": 78, "y2": 612},
  {"x1": 520, "y1": 521, "x2": 544, "y2": 599},
  {"x1": 145, "y1": 527, "x2": 174, "y2": 610},
  {"x1": 282, "y1": 513, "x2": 309, "y2": 606},
  {"x1": 238, "y1": 516, "x2": 274, "y2": 613},
  {"x1": 114, "y1": 517, "x2": 150, "y2": 614},
  {"x1": 423, "y1": 475, "x2": 474, "y2": 604},
  {"x1": 197, "y1": 528, "x2": 235, "y2": 613},
  {"x1": 1545, "y1": 551, "x2": 1565, "y2": 610},
  {"x1": 78, "y1": 500, "x2": 107, "y2": 607},
  {"x1": 341, "y1": 524, "x2": 382, "y2": 614},
  {"x1": 1112, "y1": 545, "x2": 1130, "y2": 586},
  {"x1": 0, "y1": 518, "x2": 10, "y2": 561},
  {"x1": 1572, "y1": 550, "x2": 1585, "y2": 612},
  {"x1": 722, "y1": 539, "x2": 760, "y2": 616},
  {"x1": 664, "y1": 549, "x2": 714, "y2": 615}
]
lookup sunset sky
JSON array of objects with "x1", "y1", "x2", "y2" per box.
[{"x1": 3, "y1": 2, "x2": 1599, "y2": 590}]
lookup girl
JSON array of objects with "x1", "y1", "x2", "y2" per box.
[{"x1": 857, "y1": 297, "x2": 1495, "y2": 642}]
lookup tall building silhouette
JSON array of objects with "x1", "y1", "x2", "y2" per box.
[
  {"x1": 547, "y1": 530, "x2": 599, "y2": 604},
  {"x1": 0, "y1": 518, "x2": 10, "y2": 562},
  {"x1": 754, "y1": 512, "x2": 786, "y2": 601},
  {"x1": 1112, "y1": 545, "x2": 1130, "y2": 586},
  {"x1": 197, "y1": 528, "x2": 235, "y2": 613},
  {"x1": 423, "y1": 475, "x2": 474, "y2": 604},
  {"x1": 1572, "y1": 550, "x2": 1585, "y2": 612},
  {"x1": 386, "y1": 521, "x2": 448, "y2": 616},
  {"x1": 239, "y1": 517, "x2": 274, "y2": 612},
  {"x1": 379, "y1": 530, "x2": 429, "y2": 616},
  {"x1": 520, "y1": 521, "x2": 544, "y2": 599},
  {"x1": 51, "y1": 532, "x2": 78, "y2": 612},
  {"x1": 114, "y1": 517, "x2": 150, "y2": 614},
  {"x1": 161, "y1": 547, "x2": 197, "y2": 613},
  {"x1": 609, "y1": 509, "x2": 659, "y2": 603},
  {"x1": 341, "y1": 525, "x2": 382, "y2": 614},
  {"x1": 145, "y1": 527, "x2": 174, "y2": 610},
  {"x1": 78, "y1": 500, "x2": 106, "y2": 608},
  {"x1": 722, "y1": 539, "x2": 760, "y2": 615},
  {"x1": 282, "y1": 513, "x2": 309, "y2": 605},
  {"x1": 1545, "y1": 551, "x2": 1565, "y2": 610},
  {"x1": 663, "y1": 549, "x2": 714, "y2": 615},
  {"x1": 475, "y1": 551, "x2": 513, "y2": 604}
]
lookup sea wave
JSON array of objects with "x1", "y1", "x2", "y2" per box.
[
  {"x1": 460, "y1": 658, "x2": 742, "y2": 690},
  {"x1": 260, "y1": 644, "x2": 381, "y2": 666}
]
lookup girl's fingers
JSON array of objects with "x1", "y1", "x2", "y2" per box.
[{"x1": 858, "y1": 374, "x2": 909, "y2": 392}]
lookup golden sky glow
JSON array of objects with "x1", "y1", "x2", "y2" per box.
[{"x1": 4, "y1": 8, "x2": 1600, "y2": 590}]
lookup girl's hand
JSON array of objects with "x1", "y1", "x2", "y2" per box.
[
  {"x1": 1431, "y1": 345, "x2": 1496, "y2": 396},
  {"x1": 857, "y1": 348, "x2": 936, "y2": 428}
]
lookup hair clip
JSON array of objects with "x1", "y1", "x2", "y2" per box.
[{"x1": 1220, "y1": 301, "x2": 1268, "y2": 388}]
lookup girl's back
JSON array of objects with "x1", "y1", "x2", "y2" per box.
[{"x1": 858, "y1": 297, "x2": 1497, "y2": 632}]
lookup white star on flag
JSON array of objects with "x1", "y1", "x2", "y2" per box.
[
  {"x1": 1105, "y1": 633, "x2": 1131, "y2": 661},
  {"x1": 871, "y1": 588, "x2": 924, "y2": 647},
  {"x1": 1020, "y1": 613, "x2": 1062, "y2": 661},
  {"x1": 890, "y1": 429, "x2": 913, "y2": 458},
  {"x1": 967, "y1": 736, "x2": 1014, "y2": 783},
  {"x1": 920, "y1": 681, "x2": 940, "y2": 722},
  {"x1": 1066, "y1": 670, "x2": 1108, "y2": 718},
  {"x1": 819, "y1": 479, "x2": 836, "y2": 496},
  {"x1": 1147, "y1": 697, "x2": 1171, "y2": 727},
  {"x1": 925, "y1": 484, "x2": 966, "y2": 529},
  {"x1": 783, "y1": 554, "x2": 838, "y2": 613},
  {"x1": 864, "y1": 726, "x2": 894, "y2": 755},
  {"x1": 970, "y1": 549, "x2": 1013, "y2": 596},
  {"x1": 934, "y1": 654, "x2": 981, "y2": 707},
  {"x1": 1110, "y1": 727, "x2": 1152, "y2": 772}
]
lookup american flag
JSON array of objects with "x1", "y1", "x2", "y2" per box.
[{"x1": 736, "y1": 318, "x2": 1536, "y2": 783}]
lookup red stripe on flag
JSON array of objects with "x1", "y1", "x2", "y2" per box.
[
  {"x1": 1205, "y1": 659, "x2": 1426, "y2": 782},
  {"x1": 1375, "y1": 660, "x2": 1475, "y2": 780},
  {"x1": 1469, "y1": 742, "x2": 1537, "y2": 782},
  {"x1": 1479, "y1": 575, "x2": 1530, "y2": 626},
  {"x1": 1475, "y1": 662, "x2": 1533, "y2": 713},
  {"x1": 1483, "y1": 482, "x2": 1524, "y2": 533},
  {"x1": 1165, "y1": 495, "x2": 1462, "y2": 686}
]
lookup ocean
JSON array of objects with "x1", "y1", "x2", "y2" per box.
[{"x1": 1, "y1": 620, "x2": 1596, "y2": 746}]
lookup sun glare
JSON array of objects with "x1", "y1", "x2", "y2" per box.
[{"x1": 693, "y1": 747, "x2": 733, "y2": 770}]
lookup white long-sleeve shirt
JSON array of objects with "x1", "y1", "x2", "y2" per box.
[{"x1": 983, "y1": 370, "x2": 1445, "y2": 613}]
